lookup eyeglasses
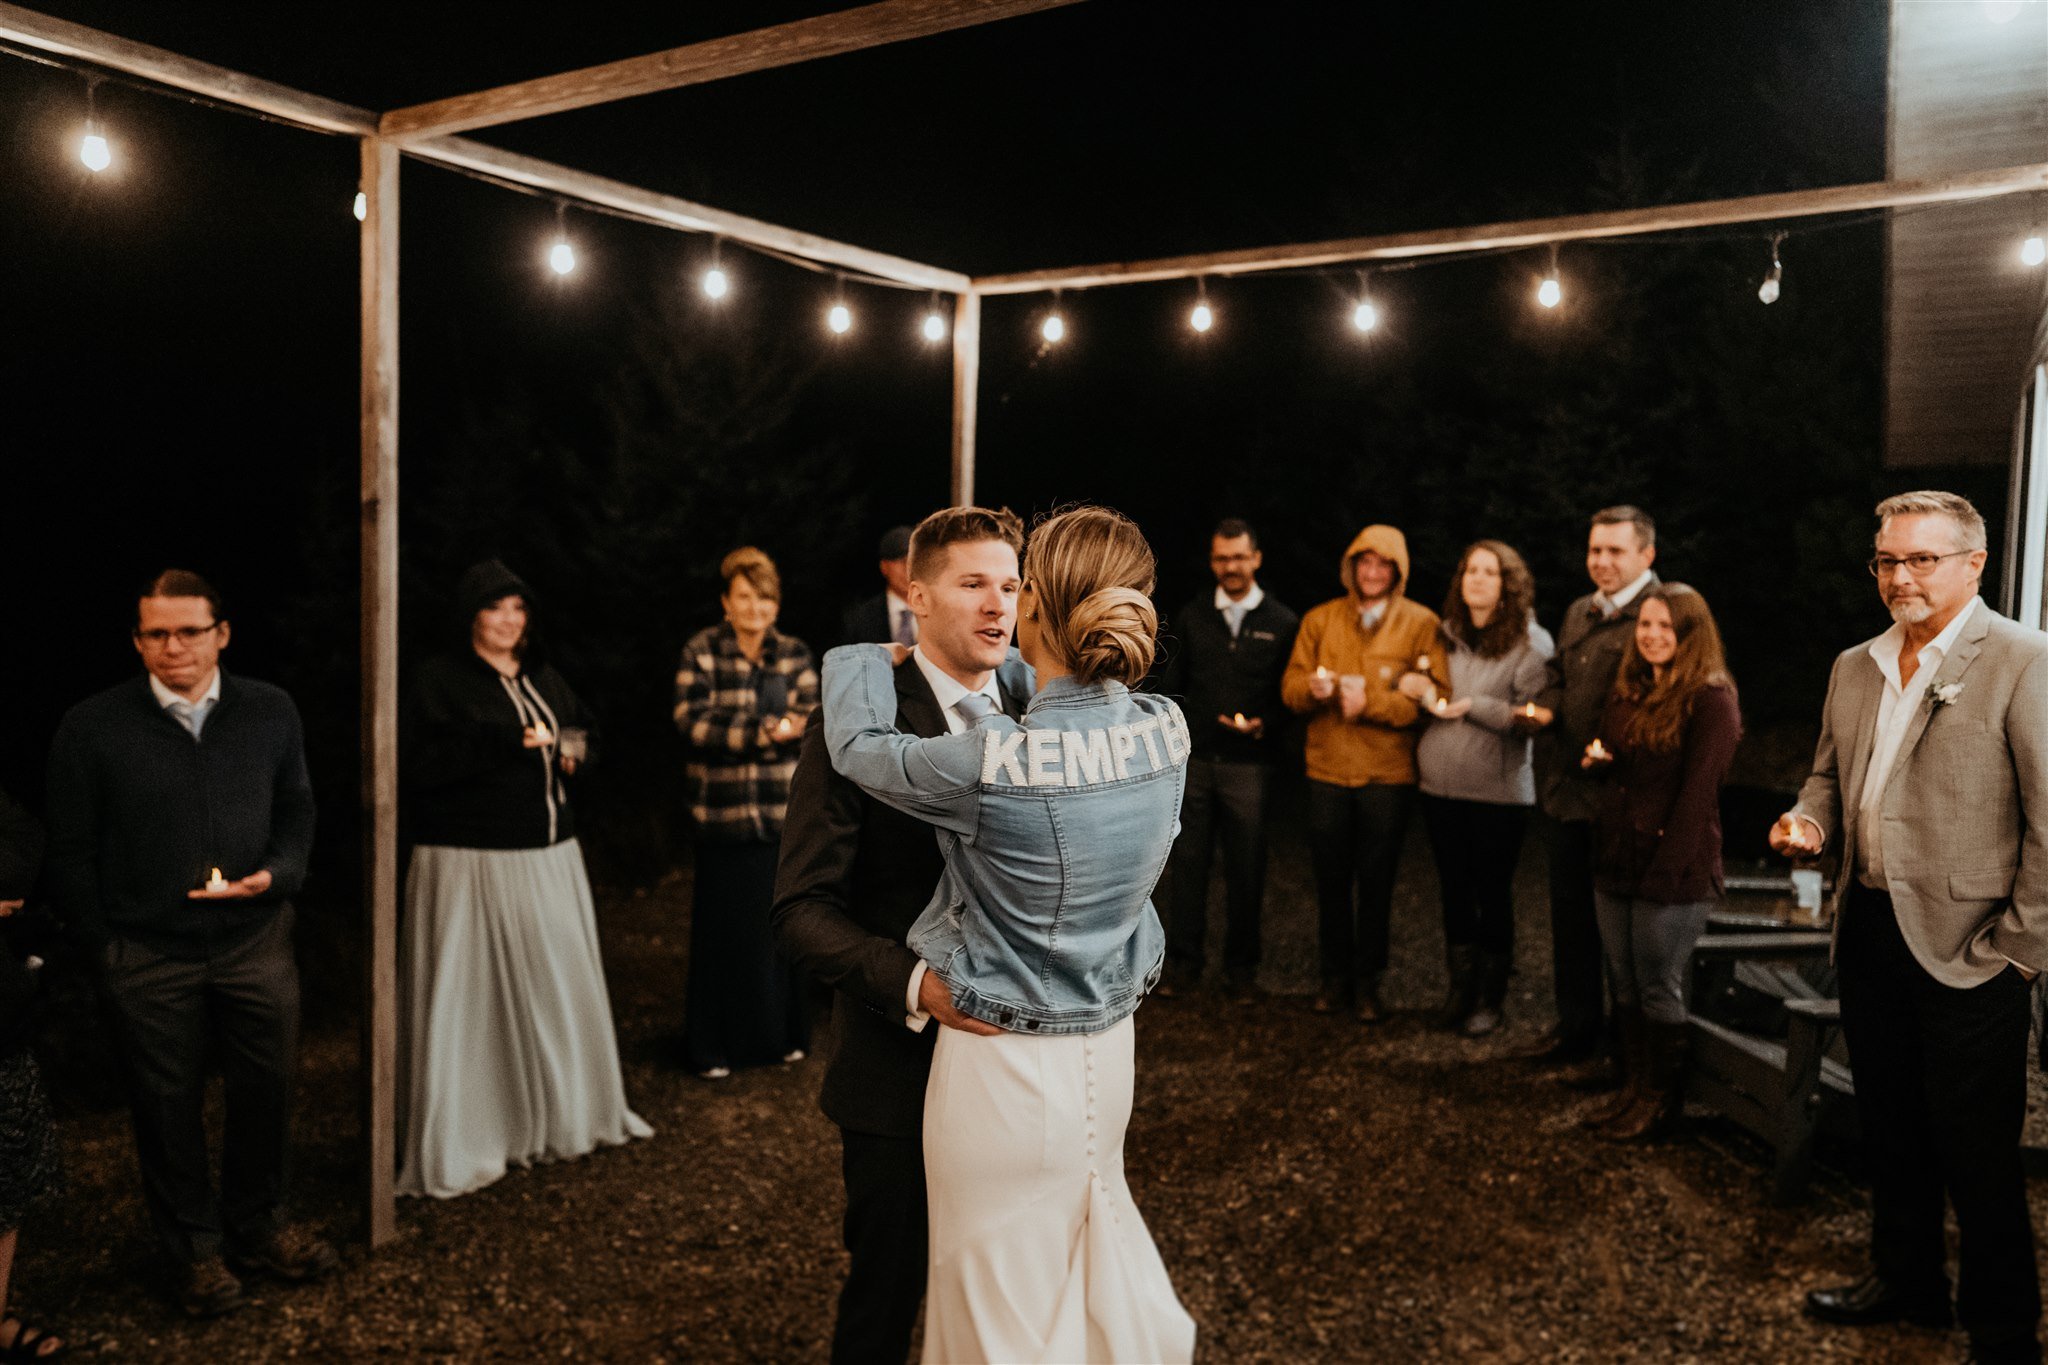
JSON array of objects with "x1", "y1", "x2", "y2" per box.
[
  {"x1": 1867, "y1": 550, "x2": 1971, "y2": 578},
  {"x1": 135, "y1": 624, "x2": 220, "y2": 647}
]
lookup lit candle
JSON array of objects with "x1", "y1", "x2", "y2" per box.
[
  {"x1": 1314, "y1": 665, "x2": 1332, "y2": 681},
  {"x1": 1587, "y1": 738, "x2": 1610, "y2": 762},
  {"x1": 1522, "y1": 702, "x2": 1539, "y2": 719},
  {"x1": 531, "y1": 722, "x2": 553, "y2": 745},
  {"x1": 1233, "y1": 712, "x2": 1248, "y2": 730},
  {"x1": 775, "y1": 715, "x2": 794, "y2": 738},
  {"x1": 206, "y1": 867, "x2": 228, "y2": 893},
  {"x1": 1432, "y1": 696, "x2": 1449, "y2": 715}
]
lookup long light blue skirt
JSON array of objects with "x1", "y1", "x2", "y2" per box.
[{"x1": 398, "y1": 838, "x2": 652, "y2": 1198}]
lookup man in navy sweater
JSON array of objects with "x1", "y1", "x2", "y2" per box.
[{"x1": 46, "y1": 571, "x2": 334, "y2": 1318}]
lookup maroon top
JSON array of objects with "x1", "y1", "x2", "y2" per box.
[{"x1": 1590, "y1": 682, "x2": 1742, "y2": 905}]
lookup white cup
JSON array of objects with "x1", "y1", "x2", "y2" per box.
[{"x1": 1791, "y1": 868, "x2": 1823, "y2": 912}]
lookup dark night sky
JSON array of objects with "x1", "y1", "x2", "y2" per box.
[{"x1": 3, "y1": 0, "x2": 1976, "y2": 879}]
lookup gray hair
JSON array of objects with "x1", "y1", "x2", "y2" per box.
[{"x1": 1874, "y1": 490, "x2": 1987, "y2": 553}]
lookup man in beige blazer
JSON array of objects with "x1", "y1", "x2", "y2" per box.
[{"x1": 1772, "y1": 490, "x2": 2048, "y2": 1365}]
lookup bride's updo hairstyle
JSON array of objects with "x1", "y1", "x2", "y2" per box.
[{"x1": 1025, "y1": 505, "x2": 1159, "y2": 687}]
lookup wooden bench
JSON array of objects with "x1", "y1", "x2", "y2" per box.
[{"x1": 1685, "y1": 932, "x2": 1857, "y2": 1203}]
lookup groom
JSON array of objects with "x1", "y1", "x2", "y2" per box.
[{"x1": 773, "y1": 504, "x2": 1030, "y2": 1364}]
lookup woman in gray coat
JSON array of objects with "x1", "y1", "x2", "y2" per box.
[{"x1": 1399, "y1": 540, "x2": 1554, "y2": 1036}]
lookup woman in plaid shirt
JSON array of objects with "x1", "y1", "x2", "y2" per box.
[{"x1": 673, "y1": 547, "x2": 819, "y2": 1078}]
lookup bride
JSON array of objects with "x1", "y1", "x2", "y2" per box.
[{"x1": 820, "y1": 504, "x2": 1197, "y2": 1364}]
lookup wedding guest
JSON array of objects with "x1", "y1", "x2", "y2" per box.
[
  {"x1": 1399, "y1": 540, "x2": 1553, "y2": 1036},
  {"x1": 1578, "y1": 584, "x2": 1739, "y2": 1141},
  {"x1": 674, "y1": 547, "x2": 818, "y2": 1078},
  {"x1": 1155, "y1": 518, "x2": 1299, "y2": 1001},
  {"x1": 840, "y1": 526, "x2": 918, "y2": 647},
  {"x1": 1776, "y1": 492, "x2": 2047, "y2": 1364},
  {"x1": 45, "y1": 570, "x2": 334, "y2": 1319},
  {"x1": 1281, "y1": 524, "x2": 1443, "y2": 1022},
  {"x1": 397, "y1": 560, "x2": 651, "y2": 1199},
  {"x1": 0, "y1": 784, "x2": 64, "y2": 1360},
  {"x1": 1525, "y1": 506, "x2": 1660, "y2": 1074}
]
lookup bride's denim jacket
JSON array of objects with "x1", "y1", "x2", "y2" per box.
[{"x1": 821, "y1": 644, "x2": 1188, "y2": 1035}]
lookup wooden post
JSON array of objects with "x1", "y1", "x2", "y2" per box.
[
  {"x1": 358, "y1": 136, "x2": 400, "y2": 1251},
  {"x1": 950, "y1": 291, "x2": 980, "y2": 507}
]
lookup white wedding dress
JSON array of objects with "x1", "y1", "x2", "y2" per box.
[{"x1": 920, "y1": 1015, "x2": 1196, "y2": 1364}]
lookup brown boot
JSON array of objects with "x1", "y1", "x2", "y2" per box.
[
  {"x1": 1579, "y1": 1006, "x2": 1647, "y2": 1129},
  {"x1": 1602, "y1": 1020, "x2": 1688, "y2": 1142}
]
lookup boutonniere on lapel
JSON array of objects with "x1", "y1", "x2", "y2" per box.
[{"x1": 1929, "y1": 681, "x2": 1965, "y2": 710}]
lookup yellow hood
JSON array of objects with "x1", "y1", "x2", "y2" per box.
[{"x1": 1339, "y1": 524, "x2": 1412, "y2": 604}]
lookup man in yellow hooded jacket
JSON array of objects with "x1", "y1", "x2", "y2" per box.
[{"x1": 1281, "y1": 524, "x2": 1445, "y2": 1021}]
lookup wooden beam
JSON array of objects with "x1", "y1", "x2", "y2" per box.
[
  {"x1": 0, "y1": 6, "x2": 965, "y2": 289},
  {"x1": 406, "y1": 135, "x2": 970, "y2": 291},
  {"x1": 358, "y1": 137, "x2": 400, "y2": 1252},
  {"x1": 972, "y1": 161, "x2": 2048, "y2": 295},
  {"x1": 380, "y1": 0, "x2": 1087, "y2": 140},
  {"x1": 950, "y1": 291, "x2": 980, "y2": 506},
  {"x1": 0, "y1": 2, "x2": 376, "y2": 134}
]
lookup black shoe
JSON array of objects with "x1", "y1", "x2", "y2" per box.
[
  {"x1": 1520, "y1": 1027, "x2": 1600, "y2": 1065},
  {"x1": 176, "y1": 1256, "x2": 248, "y2": 1318},
  {"x1": 1803, "y1": 1274, "x2": 1953, "y2": 1330},
  {"x1": 227, "y1": 1223, "x2": 340, "y2": 1284}
]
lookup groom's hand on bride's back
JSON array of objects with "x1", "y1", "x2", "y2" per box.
[{"x1": 920, "y1": 969, "x2": 1004, "y2": 1035}]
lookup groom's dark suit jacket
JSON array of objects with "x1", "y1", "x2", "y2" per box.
[{"x1": 772, "y1": 657, "x2": 1025, "y2": 1137}]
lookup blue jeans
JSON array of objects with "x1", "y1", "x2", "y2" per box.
[{"x1": 1591, "y1": 892, "x2": 1713, "y2": 1025}]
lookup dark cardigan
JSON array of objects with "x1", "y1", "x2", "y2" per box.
[
  {"x1": 46, "y1": 672, "x2": 315, "y2": 957},
  {"x1": 1591, "y1": 682, "x2": 1742, "y2": 905},
  {"x1": 403, "y1": 651, "x2": 594, "y2": 850}
]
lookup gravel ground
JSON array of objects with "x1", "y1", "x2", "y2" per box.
[{"x1": 9, "y1": 802, "x2": 1999, "y2": 1363}]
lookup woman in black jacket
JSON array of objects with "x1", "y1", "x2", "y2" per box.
[
  {"x1": 0, "y1": 785, "x2": 64, "y2": 1359},
  {"x1": 396, "y1": 561, "x2": 650, "y2": 1199}
]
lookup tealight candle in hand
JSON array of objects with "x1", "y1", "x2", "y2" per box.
[
  {"x1": 1233, "y1": 712, "x2": 1248, "y2": 730},
  {"x1": 1522, "y1": 702, "x2": 1539, "y2": 720},
  {"x1": 205, "y1": 867, "x2": 229, "y2": 893},
  {"x1": 1314, "y1": 666, "x2": 1332, "y2": 682},
  {"x1": 531, "y1": 723, "x2": 553, "y2": 746},
  {"x1": 1586, "y1": 738, "x2": 1610, "y2": 762},
  {"x1": 1432, "y1": 696, "x2": 1449, "y2": 715}
]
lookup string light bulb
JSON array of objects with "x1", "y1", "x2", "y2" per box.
[
  {"x1": 922, "y1": 310, "x2": 947, "y2": 342},
  {"x1": 702, "y1": 238, "x2": 729, "y2": 298},
  {"x1": 1537, "y1": 246, "x2": 1563, "y2": 309},
  {"x1": 1758, "y1": 233, "x2": 1785, "y2": 305},
  {"x1": 546, "y1": 202, "x2": 576, "y2": 277},
  {"x1": 1042, "y1": 312, "x2": 1066, "y2": 343},
  {"x1": 828, "y1": 302, "x2": 853, "y2": 334},
  {"x1": 353, "y1": 191, "x2": 367, "y2": 222},
  {"x1": 1189, "y1": 279, "x2": 1214, "y2": 333},
  {"x1": 1351, "y1": 271, "x2": 1380, "y2": 333},
  {"x1": 2023, "y1": 234, "x2": 2047, "y2": 268},
  {"x1": 78, "y1": 79, "x2": 109, "y2": 173}
]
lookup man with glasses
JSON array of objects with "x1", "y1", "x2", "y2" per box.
[
  {"x1": 1774, "y1": 492, "x2": 2048, "y2": 1365},
  {"x1": 1155, "y1": 517, "x2": 1298, "y2": 1001},
  {"x1": 46, "y1": 570, "x2": 332, "y2": 1318}
]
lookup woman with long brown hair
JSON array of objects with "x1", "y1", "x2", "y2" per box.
[
  {"x1": 1579, "y1": 583, "x2": 1742, "y2": 1141},
  {"x1": 1399, "y1": 539, "x2": 1553, "y2": 1036}
]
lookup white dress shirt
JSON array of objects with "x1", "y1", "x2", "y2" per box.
[
  {"x1": 150, "y1": 668, "x2": 223, "y2": 736},
  {"x1": 1856, "y1": 596, "x2": 1981, "y2": 888},
  {"x1": 901, "y1": 646, "x2": 1006, "y2": 1030},
  {"x1": 1215, "y1": 581, "x2": 1265, "y2": 638},
  {"x1": 886, "y1": 590, "x2": 916, "y2": 645},
  {"x1": 1594, "y1": 568, "x2": 1655, "y2": 618}
]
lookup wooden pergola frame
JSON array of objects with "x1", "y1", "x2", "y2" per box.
[{"x1": 7, "y1": 0, "x2": 2048, "y2": 1247}]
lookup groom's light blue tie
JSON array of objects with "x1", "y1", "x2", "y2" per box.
[
  {"x1": 954, "y1": 691, "x2": 999, "y2": 727},
  {"x1": 166, "y1": 698, "x2": 212, "y2": 739}
]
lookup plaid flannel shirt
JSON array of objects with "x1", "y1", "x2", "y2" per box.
[{"x1": 673, "y1": 623, "x2": 820, "y2": 842}]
